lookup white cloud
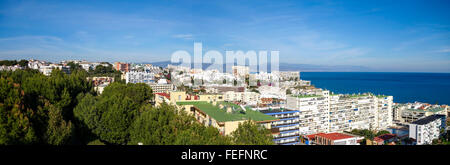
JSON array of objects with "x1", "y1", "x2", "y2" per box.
[
  {"x1": 172, "y1": 34, "x2": 194, "y2": 40},
  {"x1": 435, "y1": 47, "x2": 450, "y2": 53}
]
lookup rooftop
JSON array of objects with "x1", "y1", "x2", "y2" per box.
[
  {"x1": 376, "y1": 95, "x2": 389, "y2": 98},
  {"x1": 406, "y1": 107, "x2": 446, "y2": 113},
  {"x1": 376, "y1": 134, "x2": 397, "y2": 141},
  {"x1": 412, "y1": 114, "x2": 446, "y2": 125},
  {"x1": 345, "y1": 94, "x2": 370, "y2": 98},
  {"x1": 260, "y1": 108, "x2": 299, "y2": 114},
  {"x1": 176, "y1": 101, "x2": 278, "y2": 122},
  {"x1": 155, "y1": 93, "x2": 170, "y2": 99},
  {"x1": 308, "y1": 132, "x2": 355, "y2": 141},
  {"x1": 291, "y1": 94, "x2": 322, "y2": 98}
]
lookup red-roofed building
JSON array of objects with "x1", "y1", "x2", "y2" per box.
[
  {"x1": 155, "y1": 93, "x2": 171, "y2": 106},
  {"x1": 372, "y1": 137, "x2": 385, "y2": 145},
  {"x1": 302, "y1": 132, "x2": 362, "y2": 145},
  {"x1": 155, "y1": 93, "x2": 170, "y2": 99},
  {"x1": 374, "y1": 134, "x2": 398, "y2": 145}
]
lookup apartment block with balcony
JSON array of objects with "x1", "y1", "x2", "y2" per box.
[
  {"x1": 223, "y1": 91, "x2": 260, "y2": 105},
  {"x1": 260, "y1": 108, "x2": 300, "y2": 145},
  {"x1": 409, "y1": 114, "x2": 446, "y2": 145},
  {"x1": 125, "y1": 71, "x2": 155, "y2": 84},
  {"x1": 286, "y1": 90, "x2": 330, "y2": 135},
  {"x1": 286, "y1": 90, "x2": 393, "y2": 135}
]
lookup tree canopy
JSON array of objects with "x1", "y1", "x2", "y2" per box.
[
  {"x1": 0, "y1": 68, "x2": 92, "y2": 145},
  {"x1": 1, "y1": 69, "x2": 275, "y2": 145},
  {"x1": 231, "y1": 121, "x2": 275, "y2": 145}
]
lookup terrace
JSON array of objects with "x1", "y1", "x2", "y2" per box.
[
  {"x1": 291, "y1": 94, "x2": 322, "y2": 98},
  {"x1": 176, "y1": 101, "x2": 277, "y2": 122}
]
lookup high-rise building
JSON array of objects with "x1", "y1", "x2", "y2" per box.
[
  {"x1": 125, "y1": 71, "x2": 155, "y2": 84},
  {"x1": 286, "y1": 91, "x2": 393, "y2": 135},
  {"x1": 260, "y1": 108, "x2": 300, "y2": 145},
  {"x1": 409, "y1": 114, "x2": 446, "y2": 145},
  {"x1": 114, "y1": 62, "x2": 130, "y2": 72}
]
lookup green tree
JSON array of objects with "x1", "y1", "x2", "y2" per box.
[
  {"x1": 44, "y1": 105, "x2": 73, "y2": 145},
  {"x1": 1, "y1": 68, "x2": 93, "y2": 145},
  {"x1": 286, "y1": 89, "x2": 292, "y2": 95},
  {"x1": 0, "y1": 77, "x2": 38, "y2": 144},
  {"x1": 95, "y1": 94, "x2": 137, "y2": 145},
  {"x1": 129, "y1": 104, "x2": 183, "y2": 145},
  {"x1": 175, "y1": 124, "x2": 233, "y2": 145},
  {"x1": 375, "y1": 130, "x2": 391, "y2": 137},
  {"x1": 231, "y1": 121, "x2": 274, "y2": 145},
  {"x1": 129, "y1": 103, "x2": 232, "y2": 145},
  {"x1": 66, "y1": 62, "x2": 82, "y2": 72},
  {"x1": 73, "y1": 93, "x2": 100, "y2": 143},
  {"x1": 101, "y1": 82, "x2": 153, "y2": 106},
  {"x1": 73, "y1": 82, "x2": 152, "y2": 145},
  {"x1": 18, "y1": 60, "x2": 28, "y2": 67},
  {"x1": 350, "y1": 129, "x2": 376, "y2": 140}
]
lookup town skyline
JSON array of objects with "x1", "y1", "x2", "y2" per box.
[{"x1": 0, "y1": 0, "x2": 449, "y2": 73}]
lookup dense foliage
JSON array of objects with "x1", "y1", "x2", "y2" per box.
[
  {"x1": 231, "y1": 120, "x2": 275, "y2": 145},
  {"x1": 0, "y1": 60, "x2": 28, "y2": 67},
  {"x1": 129, "y1": 103, "x2": 233, "y2": 145},
  {"x1": 74, "y1": 82, "x2": 152, "y2": 145},
  {"x1": 1, "y1": 68, "x2": 274, "y2": 145},
  {"x1": 0, "y1": 69, "x2": 92, "y2": 144},
  {"x1": 350, "y1": 129, "x2": 392, "y2": 142},
  {"x1": 67, "y1": 62, "x2": 124, "y2": 83}
]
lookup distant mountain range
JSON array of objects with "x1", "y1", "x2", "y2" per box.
[{"x1": 143, "y1": 61, "x2": 373, "y2": 72}]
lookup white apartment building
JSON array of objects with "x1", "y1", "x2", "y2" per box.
[
  {"x1": 286, "y1": 91, "x2": 394, "y2": 135},
  {"x1": 286, "y1": 90, "x2": 330, "y2": 135},
  {"x1": 260, "y1": 108, "x2": 301, "y2": 145},
  {"x1": 38, "y1": 64, "x2": 70, "y2": 76},
  {"x1": 409, "y1": 114, "x2": 446, "y2": 145},
  {"x1": 125, "y1": 71, "x2": 155, "y2": 84},
  {"x1": 305, "y1": 132, "x2": 363, "y2": 145},
  {"x1": 148, "y1": 79, "x2": 174, "y2": 93},
  {"x1": 28, "y1": 59, "x2": 48, "y2": 70},
  {"x1": 249, "y1": 72, "x2": 281, "y2": 86},
  {"x1": 328, "y1": 94, "x2": 393, "y2": 132},
  {"x1": 259, "y1": 85, "x2": 286, "y2": 100},
  {"x1": 223, "y1": 91, "x2": 260, "y2": 105},
  {"x1": 277, "y1": 71, "x2": 300, "y2": 81},
  {"x1": 232, "y1": 66, "x2": 249, "y2": 77},
  {"x1": 0, "y1": 65, "x2": 23, "y2": 71},
  {"x1": 394, "y1": 103, "x2": 448, "y2": 124}
]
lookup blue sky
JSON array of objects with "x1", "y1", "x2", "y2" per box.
[{"x1": 0, "y1": 0, "x2": 449, "y2": 72}]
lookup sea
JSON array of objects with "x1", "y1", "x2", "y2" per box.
[{"x1": 300, "y1": 72, "x2": 450, "y2": 105}]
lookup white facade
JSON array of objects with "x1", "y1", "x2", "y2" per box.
[
  {"x1": 277, "y1": 71, "x2": 300, "y2": 81},
  {"x1": 148, "y1": 83, "x2": 174, "y2": 93},
  {"x1": 286, "y1": 91, "x2": 330, "y2": 135},
  {"x1": 394, "y1": 103, "x2": 448, "y2": 124},
  {"x1": 332, "y1": 137, "x2": 360, "y2": 145},
  {"x1": 259, "y1": 85, "x2": 286, "y2": 100},
  {"x1": 223, "y1": 91, "x2": 260, "y2": 105},
  {"x1": 409, "y1": 115, "x2": 446, "y2": 145},
  {"x1": 38, "y1": 65, "x2": 70, "y2": 76},
  {"x1": 125, "y1": 71, "x2": 155, "y2": 84},
  {"x1": 286, "y1": 91, "x2": 394, "y2": 135}
]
